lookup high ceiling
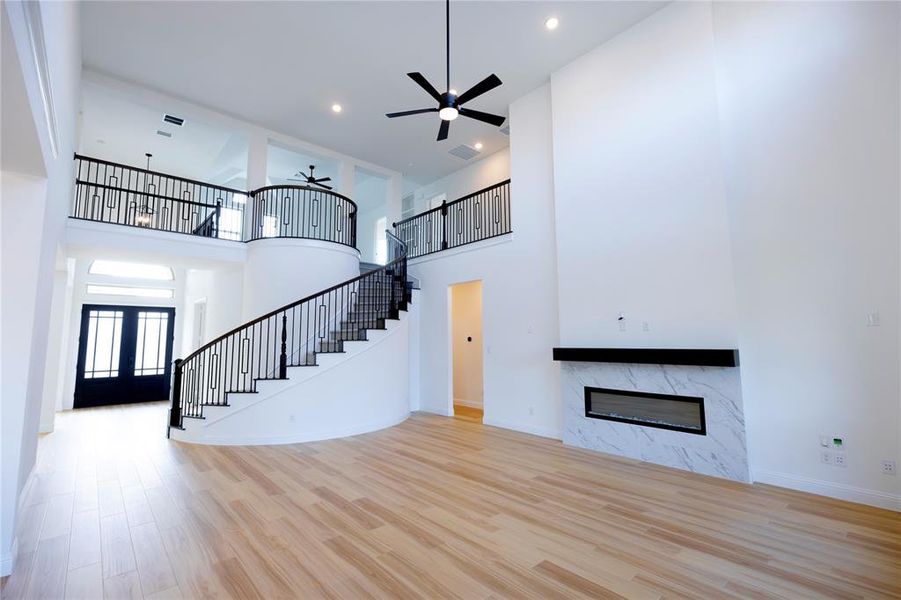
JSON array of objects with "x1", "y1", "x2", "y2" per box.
[{"x1": 81, "y1": 1, "x2": 665, "y2": 184}]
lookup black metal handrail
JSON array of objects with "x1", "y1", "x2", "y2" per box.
[
  {"x1": 168, "y1": 231, "x2": 409, "y2": 430},
  {"x1": 248, "y1": 185, "x2": 357, "y2": 248},
  {"x1": 71, "y1": 155, "x2": 358, "y2": 247},
  {"x1": 393, "y1": 179, "x2": 511, "y2": 259},
  {"x1": 72, "y1": 154, "x2": 247, "y2": 240}
]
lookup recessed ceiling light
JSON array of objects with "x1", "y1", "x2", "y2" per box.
[
  {"x1": 545, "y1": 16, "x2": 559, "y2": 30},
  {"x1": 474, "y1": 142, "x2": 483, "y2": 150},
  {"x1": 331, "y1": 103, "x2": 343, "y2": 113}
]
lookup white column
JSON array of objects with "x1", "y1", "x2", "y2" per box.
[
  {"x1": 246, "y1": 131, "x2": 269, "y2": 190},
  {"x1": 337, "y1": 160, "x2": 355, "y2": 198},
  {"x1": 244, "y1": 131, "x2": 269, "y2": 241},
  {"x1": 387, "y1": 174, "x2": 403, "y2": 227}
]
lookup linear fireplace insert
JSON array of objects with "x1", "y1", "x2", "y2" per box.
[{"x1": 583, "y1": 386, "x2": 706, "y2": 435}]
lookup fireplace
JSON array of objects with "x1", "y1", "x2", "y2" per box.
[{"x1": 583, "y1": 386, "x2": 706, "y2": 435}]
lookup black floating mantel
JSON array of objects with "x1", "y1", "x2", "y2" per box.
[{"x1": 552, "y1": 347, "x2": 739, "y2": 368}]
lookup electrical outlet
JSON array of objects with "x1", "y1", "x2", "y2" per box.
[
  {"x1": 834, "y1": 453, "x2": 846, "y2": 467},
  {"x1": 882, "y1": 460, "x2": 897, "y2": 475},
  {"x1": 642, "y1": 321, "x2": 650, "y2": 332},
  {"x1": 820, "y1": 451, "x2": 833, "y2": 465}
]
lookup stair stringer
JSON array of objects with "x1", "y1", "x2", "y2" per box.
[{"x1": 170, "y1": 308, "x2": 413, "y2": 446}]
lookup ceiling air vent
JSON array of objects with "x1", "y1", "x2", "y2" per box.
[
  {"x1": 448, "y1": 144, "x2": 481, "y2": 160},
  {"x1": 156, "y1": 130, "x2": 172, "y2": 138},
  {"x1": 499, "y1": 124, "x2": 510, "y2": 136},
  {"x1": 162, "y1": 114, "x2": 184, "y2": 126}
]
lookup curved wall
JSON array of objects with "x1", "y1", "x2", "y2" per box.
[
  {"x1": 242, "y1": 238, "x2": 359, "y2": 319},
  {"x1": 170, "y1": 309, "x2": 413, "y2": 445}
]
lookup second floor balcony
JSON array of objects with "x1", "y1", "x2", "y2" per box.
[{"x1": 71, "y1": 154, "x2": 358, "y2": 248}]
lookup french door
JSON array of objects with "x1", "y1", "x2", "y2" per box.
[{"x1": 74, "y1": 304, "x2": 175, "y2": 408}]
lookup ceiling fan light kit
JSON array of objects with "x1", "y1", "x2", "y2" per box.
[{"x1": 386, "y1": 0, "x2": 506, "y2": 141}]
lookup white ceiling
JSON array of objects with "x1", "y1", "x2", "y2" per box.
[
  {"x1": 81, "y1": 1, "x2": 665, "y2": 184},
  {"x1": 80, "y1": 82, "x2": 249, "y2": 187}
]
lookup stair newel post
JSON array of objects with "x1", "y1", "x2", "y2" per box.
[
  {"x1": 168, "y1": 358, "x2": 184, "y2": 433},
  {"x1": 440, "y1": 199, "x2": 448, "y2": 250},
  {"x1": 279, "y1": 314, "x2": 288, "y2": 379}
]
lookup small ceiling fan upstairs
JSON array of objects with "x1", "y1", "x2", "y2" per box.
[
  {"x1": 386, "y1": 0, "x2": 505, "y2": 141},
  {"x1": 289, "y1": 165, "x2": 332, "y2": 190}
]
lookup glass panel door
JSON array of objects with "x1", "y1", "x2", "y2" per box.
[
  {"x1": 74, "y1": 305, "x2": 175, "y2": 408},
  {"x1": 82, "y1": 309, "x2": 124, "y2": 379}
]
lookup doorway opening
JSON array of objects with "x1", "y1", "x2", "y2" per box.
[
  {"x1": 74, "y1": 304, "x2": 175, "y2": 408},
  {"x1": 450, "y1": 280, "x2": 483, "y2": 423}
]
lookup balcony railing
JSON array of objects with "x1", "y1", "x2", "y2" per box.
[
  {"x1": 393, "y1": 179, "x2": 511, "y2": 259},
  {"x1": 72, "y1": 154, "x2": 247, "y2": 240},
  {"x1": 249, "y1": 185, "x2": 357, "y2": 248},
  {"x1": 71, "y1": 155, "x2": 357, "y2": 247}
]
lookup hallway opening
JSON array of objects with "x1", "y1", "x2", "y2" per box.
[{"x1": 450, "y1": 280, "x2": 483, "y2": 423}]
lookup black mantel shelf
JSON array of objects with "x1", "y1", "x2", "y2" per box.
[{"x1": 552, "y1": 347, "x2": 739, "y2": 368}]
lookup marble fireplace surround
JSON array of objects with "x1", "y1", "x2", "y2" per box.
[{"x1": 553, "y1": 348, "x2": 750, "y2": 483}]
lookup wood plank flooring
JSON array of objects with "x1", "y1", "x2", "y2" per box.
[
  {"x1": 453, "y1": 404, "x2": 484, "y2": 423},
  {"x1": 1, "y1": 401, "x2": 898, "y2": 599}
]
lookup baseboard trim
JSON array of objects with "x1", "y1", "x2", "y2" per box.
[
  {"x1": 178, "y1": 412, "x2": 410, "y2": 446},
  {"x1": 482, "y1": 416, "x2": 561, "y2": 440},
  {"x1": 1, "y1": 537, "x2": 18, "y2": 577},
  {"x1": 753, "y1": 468, "x2": 901, "y2": 511},
  {"x1": 453, "y1": 398, "x2": 482, "y2": 409}
]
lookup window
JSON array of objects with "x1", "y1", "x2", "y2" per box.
[
  {"x1": 134, "y1": 311, "x2": 169, "y2": 376},
  {"x1": 83, "y1": 310, "x2": 123, "y2": 379},
  {"x1": 89, "y1": 260, "x2": 173, "y2": 280},
  {"x1": 86, "y1": 284, "x2": 174, "y2": 299}
]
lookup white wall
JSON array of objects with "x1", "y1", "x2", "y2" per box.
[
  {"x1": 546, "y1": 1, "x2": 900, "y2": 507},
  {"x1": 0, "y1": 0, "x2": 81, "y2": 575},
  {"x1": 410, "y1": 85, "x2": 561, "y2": 439},
  {"x1": 551, "y1": 1, "x2": 739, "y2": 348},
  {"x1": 1, "y1": 172, "x2": 49, "y2": 574},
  {"x1": 181, "y1": 266, "x2": 244, "y2": 356},
  {"x1": 451, "y1": 280, "x2": 483, "y2": 408},
  {"x1": 171, "y1": 309, "x2": 413, "y2": 445},
  {"x1": 411, "y1": 148, "x2": 510, "y2": 215},
  {"x1": 241, "y1": 239, "x2": 359, "y2": 319},
  {"x1": 712, "y1": 1, "x2": 900, "y2": 507}
]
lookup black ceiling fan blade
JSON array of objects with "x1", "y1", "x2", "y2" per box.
[
  {"x1": 407, "y1": 72, "x2": 443, "y2": 102},
  {"x1": 386, "y1": 108, "x2": 439, "y2": 118},
  {"x1": 437, "y1": 119, "x2": 450, "y2": 141},
  {"x1": 314, "y1": 182, "x2": 333, "y2": 190},
  {"x1": 314, "y1": 177, "x2": 332, "y2": 183},
  {"x1": 288, "y1": 178, "x2": 307, "y2": 182},
  {"x1": 458, "y1": 107, "x2": 506, "y2": 127},
  {"x1": 456, "y1": 74, "x2": 502, "y2": 105}
]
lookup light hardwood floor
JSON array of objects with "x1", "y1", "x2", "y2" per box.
[
  {"x1": 1, "y1": 401, "x2": 899, "y2": 599},
  {"x1": 453, "y1": 404, "x2": 483, "y2": 423}
]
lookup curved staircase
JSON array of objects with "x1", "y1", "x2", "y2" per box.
[{"x1": 168, "y1": 231, "x2": 414, "y2": 444}]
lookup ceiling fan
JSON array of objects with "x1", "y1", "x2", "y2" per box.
[
  {"x1": 289, "y1": 165, "x2": 332, "y2": 190},
  {"x1": 386, "y1": 0, "x2": 506, "y2": 141}
]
